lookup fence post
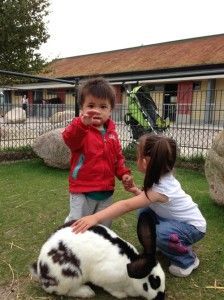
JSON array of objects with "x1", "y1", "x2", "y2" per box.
[{"x1": 75, "y1": 79, "x2": 79, "y2": 117}]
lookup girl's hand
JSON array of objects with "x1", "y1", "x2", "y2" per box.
[
  {"x1": 71, "y1": 215, "x2": 98, "y2": 233},
  {"x1": 122, "y1": 175, "x2": 141, "y2": 195},
  {"x1": 80, "y1": 110, "x2": 100, "y2": 126},
  {"x1": 127, "y1": 186, "x2": 142, "y2": 195}
]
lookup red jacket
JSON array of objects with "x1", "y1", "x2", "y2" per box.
[{"x1": 62, "y1": 117, "x2": 130, "y2": 193}]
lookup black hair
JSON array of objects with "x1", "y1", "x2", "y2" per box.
[
  {"x1": 78, "y1": 77, "x2": 115, "y2": 108},
  {"x1": 138, "y1": 133, "x2": 177, "y2": 196}
]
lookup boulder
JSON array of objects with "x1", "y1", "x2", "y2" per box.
[
  {"x1": 49, "y1": 110, "x2": 76, "y2": 124},
  {"x1": 4, "y1": 108, "x2": 26, "y2": 124},
  {"x1": 32, "y1": 128, "x2": 70, "y2": 169},
  {"x1": 204, "y1": 130, "x2": 224, "y2": 205}
]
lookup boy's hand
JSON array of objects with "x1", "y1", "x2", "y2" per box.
[
  {"x1": 80, "y1": 110, "x2": 100, "y2": 126},
  {"x1": 71, "y1": 215, "x2": 98, "y2": 233},
  {"x1": 122, "y1": 174, "x2": 133, "y2": 189}
]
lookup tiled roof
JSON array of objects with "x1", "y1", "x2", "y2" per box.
[{"x1": 44, "y1": 34, "x2": 224, "y2": 78}]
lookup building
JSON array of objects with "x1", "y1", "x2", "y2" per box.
[{"x1": 6, "y1": 34, "x2": 224, "y2": 124}]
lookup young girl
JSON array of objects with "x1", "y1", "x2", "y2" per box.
[{"x1": 72, "y1": 133, "x2": 206, "y2": 277}]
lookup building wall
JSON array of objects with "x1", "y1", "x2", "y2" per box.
[
  {"x1": 213, "y1": 79, "x2": 224, "y2": 123},
  {"x1": 65, "y1": 91, "x2": 75, "y2": 106},
  {"x1": 150, "y1": 91, "x2": 164, "y2": 109},
  {"x1": 191, "y1": 80, "x2": 207, "y2": 122},
  {"x1": 191, "y1": 79, "x2": 224, "y2": 124},
  {"x1": 113, "y1": 85, "x2": 121, "y2": 103},
  {"x1": 11, "y1": 91, "x2": 22, "y2": 105},
  {"x1": 6, "y1": 78, "x2": 224, "y2": 125}
]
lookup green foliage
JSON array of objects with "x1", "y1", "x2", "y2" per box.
[
  {"x1": 0, "y1": 146, "x2": 37, "y2": 163},
  {"x1": 0, "y1": 145, "x2": 33, "y2": 153},
  {"x1": 177, "y1": 154, "x2": 205, "y2": 164},
  {"x1": 176, "y1": 154, "x2": 205, "y2": 171},
  {"x1": 123, "y1": 141, "x2": 137, "y2": 160},
  {"x1": 0, "y1": 160, "x2": 224, "y2": 299},
  {"x1": 0, "y1": 0, "x2": 50, "y2": 84}
]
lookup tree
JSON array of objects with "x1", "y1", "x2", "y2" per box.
[{"x1": 0, "y1": 0, "x2": 50, "y2": 83}]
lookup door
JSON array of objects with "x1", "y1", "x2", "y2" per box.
[
  {"x1": 164, "y1": 84, "x2": 177, "y2": 121},
  {"x1": 177, "y1": 82, "x2": 193, "y2": 115}
]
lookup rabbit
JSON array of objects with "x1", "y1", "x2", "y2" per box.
[{"x1": 30, "y1": 210, "x2": 165, "y2": 299}]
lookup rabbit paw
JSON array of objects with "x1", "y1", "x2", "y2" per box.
[
  {"x1": 109, "y1": 290, "x2": 127, "y2": 299},
  {"x1": 68, "y1": 284, "x2": 95, "y2": 298}
]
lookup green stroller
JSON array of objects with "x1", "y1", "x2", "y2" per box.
[{"x1": 124, "y1": 86, "x2": 170, "y2": 140}]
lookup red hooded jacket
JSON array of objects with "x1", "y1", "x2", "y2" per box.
[{"x1": 62, "y1": 117, "x2": 130, "y2": 193}]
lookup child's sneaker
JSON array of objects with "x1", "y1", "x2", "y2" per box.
[{"x1": 169, "y1": 256, "x2": 200, "y2": 277}]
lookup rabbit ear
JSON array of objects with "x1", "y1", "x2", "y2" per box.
[
  {"x1": 137, "y1": 210, "x2": 157, "y2": 256},
  {"x1": 127, "y1": 256, "x2": 149, "y2": 279},
  {"x1": 127, "y1": 255, "x2": 156, "y2": 279}
]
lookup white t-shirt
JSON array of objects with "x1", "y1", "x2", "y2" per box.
[
  {"x1": 22, "y1": 97, "x2": 28, "y2": 104},
  {"x1": 149, "y1": 173, "x2": 206, "y2": 233}
]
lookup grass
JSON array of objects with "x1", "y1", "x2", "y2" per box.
[{"x1": 0, "y1": 159, "x2": 224, "y2": 299}]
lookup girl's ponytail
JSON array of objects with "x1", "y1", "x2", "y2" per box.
[{"x1": 140, "y1": 134, "x2": 177, "y2": 196}]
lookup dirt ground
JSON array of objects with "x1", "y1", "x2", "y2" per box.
[
  {"x1": 0, "y1": 277, "x2": 36, "y2": 300},
  {"x1": 0, "y1": 281, "x2": 21, "y2": 300}
]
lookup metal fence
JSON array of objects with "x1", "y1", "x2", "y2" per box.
[{"x1": 0, "y1": 99, "x2": 223, "y2": 158}]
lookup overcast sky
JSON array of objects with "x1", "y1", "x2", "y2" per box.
[{"x1": 40, "y1": 0, "x2": 224, "y2": 61}]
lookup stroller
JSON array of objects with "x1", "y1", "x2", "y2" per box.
[{"x1": 124, "y1": 86, "x2": 170, "y2": 140}]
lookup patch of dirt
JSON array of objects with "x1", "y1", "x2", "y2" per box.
[
  {"x1": 0, "y1": 276, "x2": 33, "y2": 300},
  {"x1": 0, "y1": 276, "x2": 56, "y2": 300},
  {"x1": 0, "y1": 280, "x2": 20, "y2": 300}
]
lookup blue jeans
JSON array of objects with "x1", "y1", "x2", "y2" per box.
[{"x1": 138, "y1": 207, "x2": 205, "y2": 269}]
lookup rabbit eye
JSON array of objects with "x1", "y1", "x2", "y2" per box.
[
  {"x1": 143, "y1": 282, "x2": 148, "y2": 292},
  {"x1": 39, "y1": 261, "x2": 58, "y2": 288},
  {"x1": 148, "y1": 275, "x2": 161, "y2": 290}
]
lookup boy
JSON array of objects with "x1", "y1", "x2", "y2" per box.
[{"x1": 62, "y1": 77, "x2": 132, "y2": 227}]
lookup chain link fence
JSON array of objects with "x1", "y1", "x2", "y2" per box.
[{"x1": 0, "y1": 93, "x2": 223, "y2": 160}]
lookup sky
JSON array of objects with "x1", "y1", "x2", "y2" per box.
[{"x1": 40, "y1": 0, "x2": 224, "y2": 61}]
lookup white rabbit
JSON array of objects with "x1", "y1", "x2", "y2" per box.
[{"x1": 30, "y1": 210, "x2": 165, "y2": 299}]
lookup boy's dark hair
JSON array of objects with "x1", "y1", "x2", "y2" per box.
[
  {"x1": 138, "y1": 134, "x2": 177, "y2": 195},
  {"x1": 78, "y1": 77, "x2": 116, "y2": 108}
]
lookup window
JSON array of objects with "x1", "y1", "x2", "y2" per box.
[
  {"x1": 193, "y1": 82, "x2": 201, "y2": 90},
  {"x1": 47, "y1": 89, "x2": 57, "y2": 95},
  {"x1": 146, "y1": 84, "x2": 164, "y2": 91},
  {"x1": 14, "y1": 90, "x2": 24, "y2": 96}
]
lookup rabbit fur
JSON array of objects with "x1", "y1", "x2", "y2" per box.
[{"x1": 30, "y1": 210, "x2": 165, "y2": 299}]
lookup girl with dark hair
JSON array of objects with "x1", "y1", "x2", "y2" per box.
[{"x1": 72, "y1": 133, "x2": 206, "y2": 278}]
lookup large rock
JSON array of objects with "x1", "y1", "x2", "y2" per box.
[
  {"x1": 32, "y1": 128, "x2": 70, "y2": 169},
  {"x1": 49, "y1": 110, "x2": 76, "y2": 124},
  {"x1": 4, "y1": 108, "x2": 26, "y2": 124},
  {"x1": 205, "y1": 130, "x2": 224, "y2": 205}
]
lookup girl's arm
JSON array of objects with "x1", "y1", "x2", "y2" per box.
[
  {"x1": 124, "y1": 183, "x2": 168, "y2": 203},
  {"x1": 72, "y1": 191, "x2": 161, "y2": 233}
]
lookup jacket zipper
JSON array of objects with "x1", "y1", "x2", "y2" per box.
[{"x1": 72, "y1": 154, "x2": 85, "y2": 179}]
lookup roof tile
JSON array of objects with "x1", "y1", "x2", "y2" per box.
[{"x1": 44, "y1": 34, "x2": 224, "y2": 78}]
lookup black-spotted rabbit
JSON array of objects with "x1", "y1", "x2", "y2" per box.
[{"x1": 30, "y1": 210, "x2": 165, "y2": 299}]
